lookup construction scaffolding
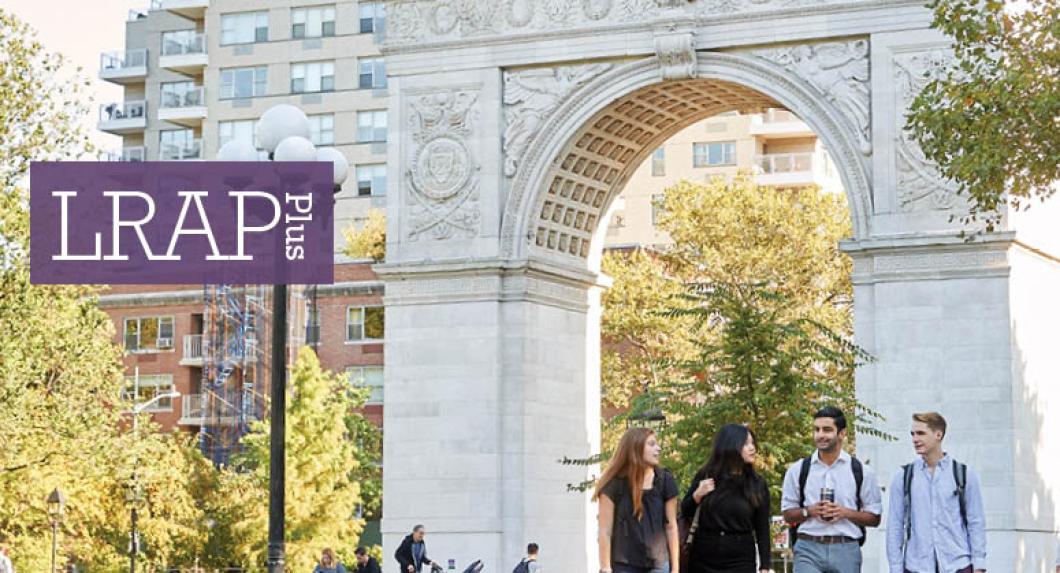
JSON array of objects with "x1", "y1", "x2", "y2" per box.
[
  {"x1": 198, "y1": 284, "x2": 312, "y2": 466},
  {"x1": 198, "y1": 285, "x2": 270, "y2": 466}
]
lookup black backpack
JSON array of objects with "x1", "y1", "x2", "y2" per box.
[
  {"x1": 512, "y1": 559, "x2": 531, "y2": 573},
  {"x1": 900, "y1": 459, "x2": 968, "y2": 549},
  {"x1": 789, "y1": 455, "x2": 866, "y2": 548}
]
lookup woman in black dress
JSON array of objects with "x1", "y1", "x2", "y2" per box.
[
  {"x1": 594, "y1": 427, "x2": 681, "y2": 573},
  {"x1": 681, "y1": 424, "x2": 771, "y2": 573}
]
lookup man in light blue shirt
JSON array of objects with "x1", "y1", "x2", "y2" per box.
[{"x1": 886, "y1": 412, "x2": 986, "y2": 573}]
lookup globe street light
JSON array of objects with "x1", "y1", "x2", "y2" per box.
[
  {"x1": 250, "y1": 103, "x2": 347, "y2": 573},
  {"x1": 47, "y1": 487, "x2": 65, "y2": 573}
]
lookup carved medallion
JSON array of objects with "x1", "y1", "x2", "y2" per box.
[
  {"x1": 583, "y1": 0, "x2": 613, "y2": 19},
  {"x1": 506, "y1": 0, "x2": 535, "y2": 27}
]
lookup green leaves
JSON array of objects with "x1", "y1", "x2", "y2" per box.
[
  {"x1": 908, "y1": 0, "x2": 1060, "y2": 231},
  {"x1": 214, "y1": 348, "x2": 380, "y2": 572},
  {"x1": 598, "y1": 174, "x2": 886, "y2": 511}
]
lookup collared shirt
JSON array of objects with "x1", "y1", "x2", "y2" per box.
[
  {"x1": 885, "y1": 455, "x2": 987, "y2": 573},
  {"x1": 781, "y1": 450, "x2": 883, "y2": 540}
]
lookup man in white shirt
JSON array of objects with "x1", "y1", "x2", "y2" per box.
[
  {"x1": 1054, "y1": 538, "x2": 1059, "y2": 573},
  {"x1": 781, "y1": 406, "x2": 883, "y2": 573},
  {"x1": 0, "y1": 545, "x2": 14, "y2": 573}
]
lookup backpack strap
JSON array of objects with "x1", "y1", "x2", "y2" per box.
[
  {"x1": 902, "y1": 463, "x2": 914, "y2": 546},
  {"x1": 790, "y1": 457, "x2": 812, "y2": 548},
  {"x1": 851, "y1": 457, "x2": 866, "y2": 545},
  {"x1": 797, "y1": 456, "x2": 812, "y2": 506},
  {"x1": 953, "y1": 460, "x2": 968, "y2": 528}
]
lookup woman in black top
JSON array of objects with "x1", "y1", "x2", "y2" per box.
[
  {"x1": 680, "y1": 424, "x2": 771, "y2": 573},
  {"x1": 594, "y1": 427, "x2": 680, "y2": 573}
]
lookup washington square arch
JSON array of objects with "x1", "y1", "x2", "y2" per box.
[{"x1": 373, "y1": 0, "x2": 1060, "y2": 571}]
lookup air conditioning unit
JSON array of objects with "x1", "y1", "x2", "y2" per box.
[{"x1": 157, "y1": 337, "x2": 173, "y2": 348}]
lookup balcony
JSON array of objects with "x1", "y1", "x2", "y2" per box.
[
  {"x1": 99, "y1": 146, "x2": 146, "y2": 162},
  {"x1": 153, "y1": 0, "x2": 208, "y2": 20},
  {"x1": 180, "y1": 334, "x2": 203, "y2": 366},
  {"x1": 99, "y1": 49, "x2": 147, "y2": 84},
  {"x1": 748, "y1": 108, "x2": 814, "y2": 139},
  {"x1": 160, "y1": 138, "x2": 202, "y2": 161},
  {"x1": 160, "y1": 32, "x2": 207, "y2": 74},
  {"x1": 98, "y1": 101, "x2": 146, "y2": 135},
  {"x1": 178, "y1": 393, "x2": 205, "y2": 425},
  {"x1": 755, "y1": 152, "x2": 834, "y2": 187},
  {"x1": 158, "y1": 86, "x2": 206, "y2": 126}
]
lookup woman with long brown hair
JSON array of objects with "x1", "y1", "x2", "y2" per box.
[{"x1": 594, "y1": 427, "x2": 680, "y2": 573}]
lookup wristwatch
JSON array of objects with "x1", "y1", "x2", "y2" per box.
[{"x1": 801, "y1": 507, "x2": 809, "y2": 519}]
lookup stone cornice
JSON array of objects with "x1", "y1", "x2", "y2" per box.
[
  {"x1": 377, "y1": 258, "x2": 607, "y2": 310},
  {"x1": 842, "y1": 232, "x2": 1015, "y2": 284}
]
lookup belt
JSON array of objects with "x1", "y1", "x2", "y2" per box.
[
  {"x1": 797, "y1": 533, "x2": 858, "y2": 545},
  {"x1": 700, "y1": 529, "x2": 753, "y2": 537}
]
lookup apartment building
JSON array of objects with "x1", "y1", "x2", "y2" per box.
[
  {"x1": 97, "y1": 0, "x2": 389, "y2": 542},
  {"x1": 604, "y1": 109, "x2": 843, "y2": 249}
]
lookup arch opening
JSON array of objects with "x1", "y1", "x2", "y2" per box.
[{"x1": 503, "y1": 53, "x2": 873, "y2": 271}]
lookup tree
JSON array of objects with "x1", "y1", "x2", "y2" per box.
[
  {"x1": 597, "y1": 174, "x2": 885, "y2": 508},
  {"x1": 907, "y1": 0, "x2": 1060, "y2": 231},
  {"x1": 0, "y1": 12, "x2": 215, "y2": 571},
  {"x1": 215, "y1": 348, "x2": 378, "y2": 571},
  {"x1": 342, "y1": 209, "x2": 386, "y2": 262}
]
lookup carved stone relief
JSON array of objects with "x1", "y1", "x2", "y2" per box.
[
  {"x1": 752, "y1": 39, "x2": 872, "y2": 155},
  {"x1": 502, "y1": 63, "x2": 614, "y2": 177},
  {"x1": 654, "y1": 29, "x2": 697, "y2": 81},
  {"x1": 893, "y1": 48, "x2": 961, "y2": 212},
  {"x1": 386, "y1": 0, "x2": 873, "y2": 46},
  {"x1": 405, "y1": 89, "x2": 482, "y2": 240}
]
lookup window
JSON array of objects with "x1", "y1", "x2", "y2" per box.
[
  {"x1": 356, "y1": 110, "x2": 387, "y2": 143},
  {"x1": 219, "y1": 119, "x2": 257, "y2": 148},
  {"x1": 292, "y1": 5, "x2": 336, "y2": 39},
  {"x1": 651, "y1": 193, "x2": 665, "y2": 225},
  {"x1": 347, "y1": 366, "x2": 383, "y2": 404},
  {"x1": 160, "y1": 129, "x2": 200, "y2": 160},
  {"x1": 221, "y1": 66, "x2": 267, "y2": 99},
  {"x1": 122, "y1": 374, "x2": 175, "y2": 411},
  {"x1": 307, "y1": 114, "x2": 334, "y2": 145},
  {"x1": 359, "y1": 58, "x2": 386, "y2": 89},
  {"x1": 160, "y1": 81, "x2": 201, "y2": 108},
  {"x1": 123, "y1": 316, "x2": 175, "y2": 352},
  {"x1": 305, "y1": 305, "x2": 321, "y2": 346},
  {"x1": 291, "y1": 61, "x2": 335, "y2": 93},
  {"x1": 651, "y1": 147, "x2": 665, "y2": 176},
  {"x1": 221, "y1": 11, "x2": 268, "y2": 45},
  {"x1": 357, "y1": 164, "x2": 386, "y2": 197},
  {"x1": 692, "y1": 141, "x2": 736, "y2": 167},
  {"x1": 346, "y1": 306, "x2": 384, "y2": 341},
  {"x1": 359, "y1": 2, "x2": 385, "y2": 34}
]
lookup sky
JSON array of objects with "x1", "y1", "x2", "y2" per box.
[{"x1": 0, "y1": 0, "x2": 146, "y2": 156}]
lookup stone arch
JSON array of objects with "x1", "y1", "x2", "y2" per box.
[{"x1": 501, "y1": 50, "x2": 873, "y2": 269}]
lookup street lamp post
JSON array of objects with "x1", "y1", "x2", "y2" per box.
[
  {"x1": 127, "y1": 390, "x2": 181, "y2": 573},
  {"x1": 47, "y1": 487, "x2": 65, "y2": 573},
  {"x1": 219, "y1": 104, "x2": 347, "y2": 573}
]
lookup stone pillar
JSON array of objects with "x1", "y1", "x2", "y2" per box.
[
  {"x1": 378, "y1": 261, "x2": 602, "y2": 572},
  {"x1": 845, "y1": 234, "x2": 1060, "y2": 571}
]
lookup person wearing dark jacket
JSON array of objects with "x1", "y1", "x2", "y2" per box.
[
  {"x1": 395, "y1": 525, "x2": 434, "y2": 573},
  {"x1": 355, "y1": 546, "x2": 381, "y2": 573},
  {"x1": 680, "y1": 424, "x2": 771, "y2": 573}
]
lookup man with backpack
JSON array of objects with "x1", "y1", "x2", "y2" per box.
[
  {"x1": 512, "y1": 543, "x2": 541, "y2": 573},
  {"x1": 886, "y1": 412, "x2": 986, "y2": 573},
  {"x1": 781, "y1": 406, "x2": 883, "y2": 572}
]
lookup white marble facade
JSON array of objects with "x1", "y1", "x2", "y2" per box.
[{"x1": 378, "y1": 0, "x2": 1060, "y2": 570}]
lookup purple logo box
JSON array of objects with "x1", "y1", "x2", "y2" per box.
[{"x1": 30, "y1": 162, "x2": 334, "y2": 285}]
